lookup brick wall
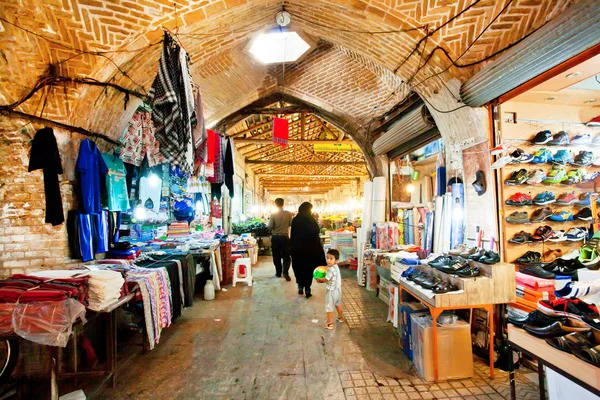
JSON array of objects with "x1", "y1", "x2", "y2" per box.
[{"x1": 0, "y1": 122, "x2": 91, "y2": 277}]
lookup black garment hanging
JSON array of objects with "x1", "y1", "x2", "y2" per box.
[
  {"x1": 224, "y1": 138, "x2": 234, "y2": 198},
  {"x1": 28, "y1": 127, "x2": 64, "y2": 226},
  {"x1": 211, "y1": 183, "x2": 222, "y2": 201}
]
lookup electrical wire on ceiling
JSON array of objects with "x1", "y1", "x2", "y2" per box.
[{"x1": 287, "y1": 11, "x2": 427, "y2": 34}]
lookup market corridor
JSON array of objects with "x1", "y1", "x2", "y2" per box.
[{"x1": 95, "y1": 257, "x2": 539, "y2": 400}]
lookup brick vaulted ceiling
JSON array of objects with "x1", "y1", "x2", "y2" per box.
[{"x1": 0, "y1": 0, "x2": 575, "y2": 181}]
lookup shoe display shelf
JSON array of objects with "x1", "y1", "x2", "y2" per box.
[
  {"x1": 498, "y1": 120, "x2": 600, "y2": 265},
  {"x1": 395, "y1": 260, "x2": 515, "y2": 381},
  {"x1": 507, "y1": 324, "x2": 600, "y2": 400},
  {"x1": 500, "y1": 164, "x2": 597, "y2": 265}
]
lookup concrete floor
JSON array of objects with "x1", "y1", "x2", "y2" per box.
[{"x1": 94, "y1": 257, "x2": 539, "y2": 400}]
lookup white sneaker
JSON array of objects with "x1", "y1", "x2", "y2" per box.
[
  {"x1": 592, "y1": 135, "x2": 600, "y2": 147},
  {"x1": 491, "y1": 155, "x2": 512, "y2": 169},
  {"x1": 555, "y1": 281, "x2": 600, "y2": 298},
  {"x1": 571, "y1": 134, "x2": 592, "y2": 145},
  {"x1": 560, "y1": 249, "x2": 580, "y2": 260}
]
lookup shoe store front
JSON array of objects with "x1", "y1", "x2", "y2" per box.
[{"x1": 473, "y1": 33, "x2": 600, "y2": 398}]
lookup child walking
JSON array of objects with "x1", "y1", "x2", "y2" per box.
[{"x1": 317, "y1": 249, "x2": 344, "y2": 330}]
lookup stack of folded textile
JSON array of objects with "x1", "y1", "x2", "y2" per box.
[
  {"x1": 168, "y1": 222, "x2": 190, "y2": 238},
  {"x1": 31, "y1": 270, "x2": 125, "y2": 311},
  {"x1": 106, "y1": 247, "x2": 140, "y2": 260},
  {"x1": 515, "y1": 271, "x2": 556, "y2": 312},
  {"x1": 0, "y1": 274, "x2": 90, "y2": 305},
  {"x1": 86, "y1": 270, "x2": 125, "y2": 311}
]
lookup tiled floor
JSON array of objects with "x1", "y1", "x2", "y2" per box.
[{"x1": 93, "y1": 257, "x2": 540, "y2": 400}]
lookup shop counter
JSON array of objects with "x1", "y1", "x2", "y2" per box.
[{"x1": 508, "y1": 324, "x2": 600, "y2": 400}]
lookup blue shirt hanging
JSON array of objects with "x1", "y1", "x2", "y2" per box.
[{"x1": 76, "y1": 139, "x2": 108, "y2": 214}]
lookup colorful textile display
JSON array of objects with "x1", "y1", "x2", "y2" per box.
[
  {"x1": 28, "y1": 127, "x2": 64, "y2": 226},
  {"x1": 168, "y1": 222, "x2": 190, "y2": 238},
  {"x1": 0, "y1": 274, "x2": 90, "y2": 305},
  {"x1": 272, "y1": 117, "x2": 289, "y2": 147},
  {"x1": 120, "y1": 111, "x2": 166, "y2": 167}
]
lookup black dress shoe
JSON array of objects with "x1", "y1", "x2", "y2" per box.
[
  {"x1": 298, "y1": 289, "x2": 304, "y2": 295},
  {"x1": 456, "y1": 265, "x2": 481, "y2": 277},
  {"x1": 283, "y1": 274, "x2": 291, "y2": 281},
  {"x1": 468, "y1": 249, "x2": 485, "y2": 261},
  {"x1": 413, "y1": 273, "x2": 434, "y2": 285},
  {"x1": 546, "y1": 332, "x2": 595, "y2": 354},
  {"x1": 509, "y1": 310, "x2": 567, "y2": 328},
  {"x1": 432, "y1": 281, "x2": 458, "y2": 294},
  {"x1": 523, "y1": 321, "x2": 572, "y2": 338},
  {"x1": 519, "y1": 265, "x2": 556, "y2": 278},
  {"x1": 479, "y1": 251, "x2": 500, "y2": 265},
  {"x1": 419, "y1": 276, "x2": 442, "y2": 290}
]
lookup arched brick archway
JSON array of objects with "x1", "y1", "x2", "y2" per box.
[{"x1": 1, "y1": 0, "x2": 573, "y2": 144}]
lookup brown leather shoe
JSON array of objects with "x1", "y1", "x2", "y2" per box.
[{"x1": 542, "y1": 249, "x2": 563, "y2": 262}]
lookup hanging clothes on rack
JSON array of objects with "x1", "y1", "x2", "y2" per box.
[
  {"x1": 101, "y1": 153, "x2": 130, "y2": 212},
  {"x1": 76, "y1": 138, "x2": 108, "y2": 214},
  {"x1": 120, "y1": 110, "x2": 166, "y2": 167},
  {"x1": 28, "y1": 127, "x2": 64, "y2": 226},
  {"x1": 147, "y1": 32, "x2": 194, "y2": 172},
  {"x1": 224, "y1": 137, "x2": 235, "y2": 198},
  {"x1": 192, "y1": 87, "x2": 207, "y2": 165}
]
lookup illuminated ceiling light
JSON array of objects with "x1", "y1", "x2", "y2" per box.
[
  {"x1": 565, "y1": 71, "x2": 582, "y2": 79},
  {"x1": 584, "y1": 99, "x2": 597, "y2": 104},
  {"x1": 248, "y1": 31, "x2": 311, "y2": 64},
  {"x1": 544, "y1": 96, "x2": 557, "y2": 101},
  {"x1": 246, "y1": 10, "x2": 312, "y2": 64}
]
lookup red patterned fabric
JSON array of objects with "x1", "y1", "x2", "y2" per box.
[{"x1": 272, "y1": 118, "x2": 289, "y2": 147}]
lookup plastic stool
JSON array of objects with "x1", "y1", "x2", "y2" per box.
[{"x1": 233, "y1": 258, "x2": 253, "y2": 287}]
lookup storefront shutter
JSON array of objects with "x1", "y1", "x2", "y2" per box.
[
  {"x1": 372, "y1": 104, "x2": 436, "y2": 156},
  {"x1": 460, "y1": 0, "x2": 600, "y2": 107}
]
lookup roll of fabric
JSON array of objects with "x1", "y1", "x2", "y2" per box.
[
  {"x1": 433, "y1": 196, "x2": 444, "y2": 254},
  {"x1": 441, "y1": 193, "x2": 453, "y2": 253},
  {"x1": 450, "y1": 183, "x2": 465, "y2": 249},
  {"x1": 371, "y1": 176, "x2": 386, "y2": 223}
]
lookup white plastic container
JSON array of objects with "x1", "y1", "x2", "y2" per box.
[{"x1": 204, "y1": 281, "x2": 215, "y2": 301}]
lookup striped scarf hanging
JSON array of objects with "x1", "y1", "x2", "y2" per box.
[{"x1": 272, "y1": 117, "x2": 289, "y2": 147}]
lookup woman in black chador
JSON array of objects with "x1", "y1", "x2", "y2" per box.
[{"x1": 290, "y1": 202, "x2": 326, "y2": 298}]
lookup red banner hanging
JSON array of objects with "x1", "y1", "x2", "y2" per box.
[{"x1": 272, "y1": 118, "x2": 289, "y2": 147}]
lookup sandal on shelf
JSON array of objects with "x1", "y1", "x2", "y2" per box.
[
  {"x1": 337, "y1": 317, "x2": 345, "y2": 323},
  {"x1": 432, "y1": 281, "x2": 458, "y2": 294},
  {"x1": 324, "y1": 323, "x2": 334, "y2": 330},
  {"x1": 545, "y1": 332, "x2": 593, "y2": 354},
  {"x1": 574, "y1": 344, "x2": 600, "y2": 367}
]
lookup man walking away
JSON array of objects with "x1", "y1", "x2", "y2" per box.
[{"x1": 268, "y1": 198, "x2": 293, "y2": 281}]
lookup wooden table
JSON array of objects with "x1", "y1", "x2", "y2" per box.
[
  {"x1": 507, "y1": 324, "x2": 600, "y2": 400},
  {"x1": 54, "y1": 292, "x2": 137, "y2": 388}
]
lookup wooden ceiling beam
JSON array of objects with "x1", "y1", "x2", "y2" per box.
[
  {"x1": 257, "y1": 173, "x2": 365, "y2": 178},
  {"x1": 246, "y1": 160, "x2": 364, "y2": 166},
  {"x1": 235, "y1": 139, "x2": 354, "y2": 144}
]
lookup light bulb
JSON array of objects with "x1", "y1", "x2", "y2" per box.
[
  {"x1": 407, "y1": 184, "x2": 415, "y2": 193},
  {"x1": 148, "y1": 173, "x2": 160, "y2": 187}
]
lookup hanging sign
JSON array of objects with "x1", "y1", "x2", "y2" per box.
[
  {"x1": 313, "y1": 143, "x2": 361, "y2": 152},
  {"x1": 272, "y1": 118, "x2": 289, "y2": 147}
]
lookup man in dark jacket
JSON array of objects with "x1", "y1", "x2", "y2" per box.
[{"x1": 268, "y1": 198, "x2": 293, "y2": 280}]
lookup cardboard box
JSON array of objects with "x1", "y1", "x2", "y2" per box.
[
  {"x1": 410, "y1": 315, "x2": 474, "y2": 382},
  {"x1": 397, "y1": 302, "x2": 428, "y2": 360}
]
